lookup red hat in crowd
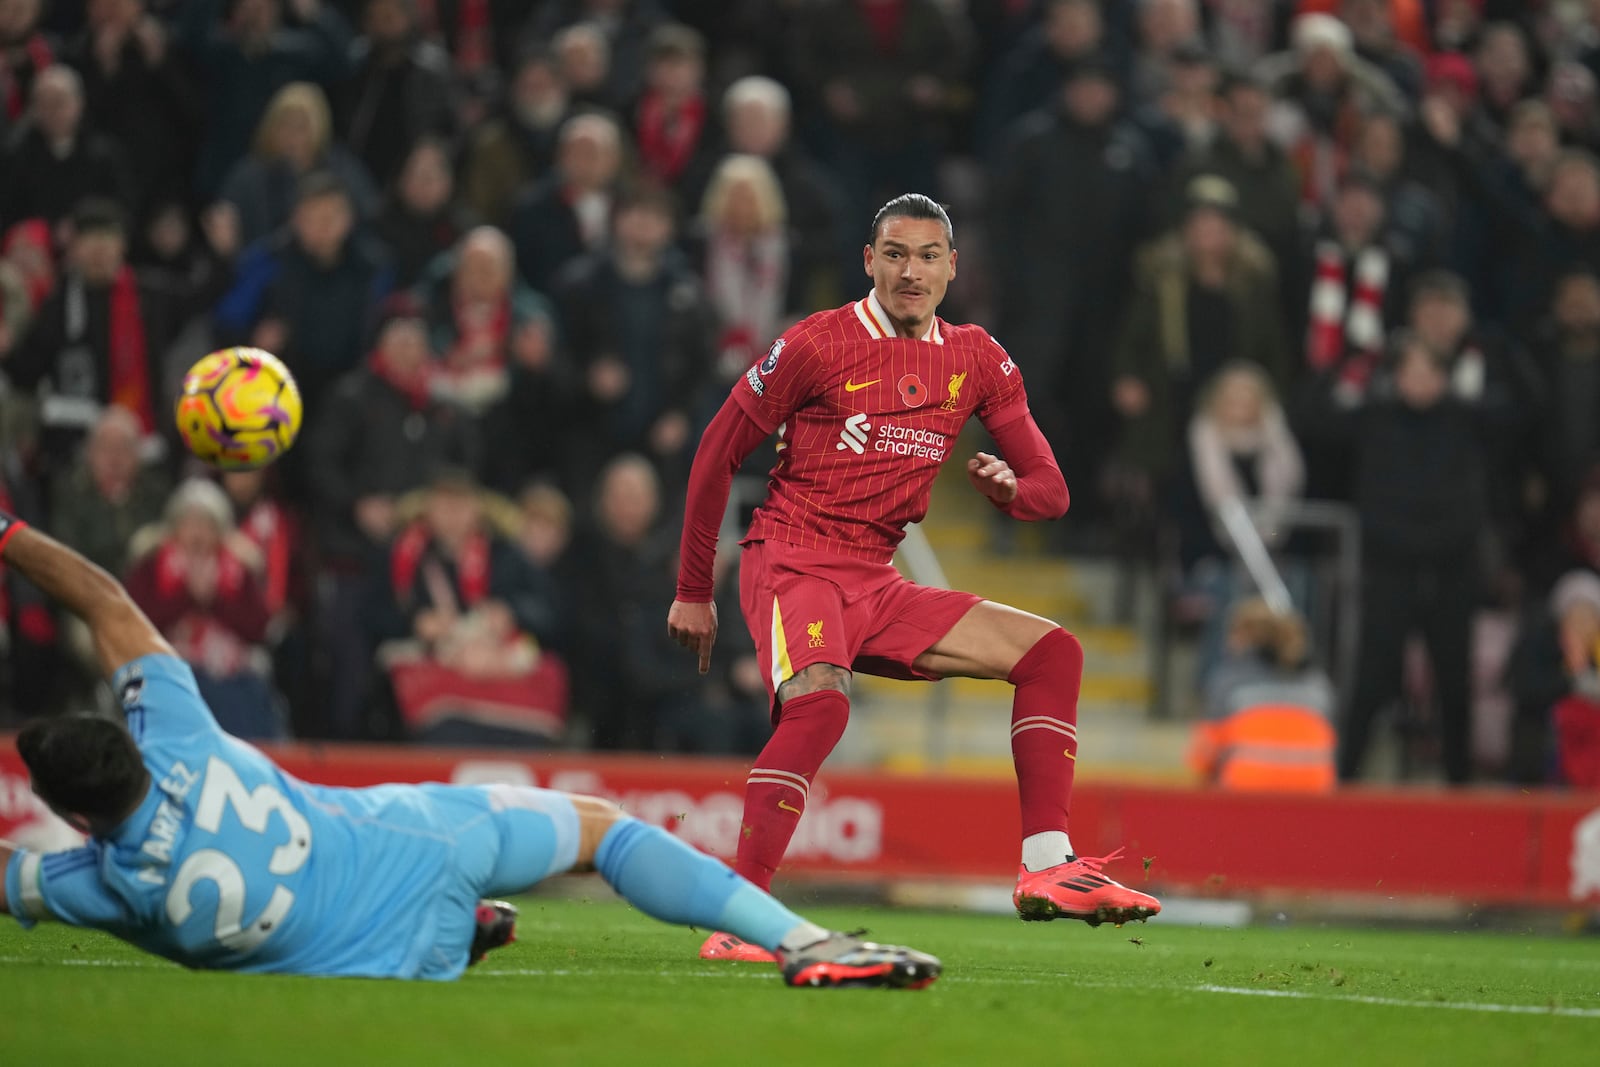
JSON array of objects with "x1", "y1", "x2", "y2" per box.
[{"x1": 1427, "y1": 52, "x2": 1479, "y2": 100}]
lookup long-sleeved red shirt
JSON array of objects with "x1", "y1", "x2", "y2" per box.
[{"x1": 676, "y1": 295, "x2": 1068, "y2": 601}]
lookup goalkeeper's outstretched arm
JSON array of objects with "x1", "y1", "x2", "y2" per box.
[{"x1": 0, "y1": 511, "x2": 175, "y2": 677}]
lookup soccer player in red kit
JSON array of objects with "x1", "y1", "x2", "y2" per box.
[{"x1": 669, "y1": 194, "x2": 1161, "y2": 962}]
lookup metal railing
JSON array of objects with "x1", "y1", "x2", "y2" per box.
[{"x1": 1157, "y1": 497, "x2": 1362, "y2": 718}]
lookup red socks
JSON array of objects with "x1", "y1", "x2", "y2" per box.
[
  {"x1": 734, "y1": 688, "x2": 850, "y2": 891},
  {"x1": 1008, "y1": 628, "x2": 1083, "y2": 839}
]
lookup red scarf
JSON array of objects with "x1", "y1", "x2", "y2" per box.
[
  {"x1": 154, "y1": 542, "x2": 249, "y2": 600},
  {"x1": 636, "y1": 89, "x2": 707, "y2": 184},
  {"x1": 236, "y1": 501, "x2": 292, "y2": 618},
  {"x1": 1304, "y1": 240, "x2": 1388, "y2": 393},
  {"x1": 109, "y1": 265, "x2": 155, "y2": 433},
  {"x1": 390, "y1": 520, "x2": 490, "y2": 608},
  {"x1": 446, "y1": 294, "x2": 510, "y2": 370}
]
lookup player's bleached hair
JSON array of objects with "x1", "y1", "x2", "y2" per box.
[
  {"x1": 701, "y1": 155, "x2": 787, "y2": 231},
  {"x1": 869, "y1": 193, "x2": 955, "y2": 249},
  {"x1": 722, "y1": 76, "x2": 791, "y2": 121}
]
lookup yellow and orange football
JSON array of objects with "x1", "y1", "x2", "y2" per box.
[{"x1": 175, "y1": 347, "x2": 302, "y2": 470}]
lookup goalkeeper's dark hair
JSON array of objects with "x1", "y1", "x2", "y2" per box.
[
  {"x1": 869, "y1": 194, "x2": 955, "y2": 249},
  {"x1": 17, "y1": 714, "x2": 147, "y2": 824}
]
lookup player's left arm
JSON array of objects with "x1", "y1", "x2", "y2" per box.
[
  {"x1": 0, "y1": 513, "x2": 176, "y2": 678},
  {"x1": 970, "y1": 339, "x2": 1070, "y2": 521}
]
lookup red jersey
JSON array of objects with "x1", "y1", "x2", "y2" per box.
[{"x1": 733, "y1": 293, "x2": 1030, "y2": 564}]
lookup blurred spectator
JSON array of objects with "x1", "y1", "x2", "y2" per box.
[
  {"x1": 405, "y1": 0, "x2": 526, "y2": 83},
  {"x1": 1403, "y1": 271, "x2": 1542, "y2": 548},
  {"x1": 1547, "y1": 60, "x2": 1600, "y2": 154},
  {"x1": 374, "y1": 136, "x2": 474, "y2": 288},
  {"x1": 1533, "y1": 269, "x2": 1600, "y2": 519},
  {"x1": 1474, "y1": 21, "x2": 1534, "y2": 132},
  {"x1": 417, "y1": 225, "x2": 557, "y2": 415},
  {"x1": 127, "y1": 200, "x2": 238, "y2": 410},
  {"x1": 570, "y1": 453, "x2": 695, "y2": 749},
  {"x1": 1257, "y1": 13, "x2": 1407, "y2": 220},
  {"x1": 1189, "y1": 598, "x2": 1337, "y2": 792},
  {"x1": 532, "y1": 0, "x2": 670, "y2": 108},
  {"x1": 0, "y1": 454, "x2": 65, "y2": 720},
  {"x1": 0, "y1": 0, "x2": 53, "y2": 129},
  {"x1": 1512, "y1": 150, "x2": 1600, "y2": 333},
  {"x1": 0, "y1": 64, "x2": 129, "y2": 227},
  {"x1": 459, "y1": 48, "x2": 572, "y2": 228},
  {"x1": 214, "y1": 172, "x2": 392, "y2": 415},
  {"x1": 515, "y1": 482, "x2": 574, "y2": 580},
  {"x1": 716, "y1": 75, "x2": 845, "y2": 311},
  {"x1": 1352, "y1": 110, "x2": 1446, "y2": 268},
  {"x1": 978, "y1": 0, "x2": 1107, "y2": 153},
  {"x1": 991, "y1": 59, "x2": 1156, "y2": 522},
  {"x1": 67, "y1": 0, "x2": 199, "y2": 215},
  {"x1": 303, "y1": 293, "x2": 476, "y2": 737},
  {"x1": 5, "y1": 199, "x2": 159, "y2": 488},
  {"x1": 1297, "y1": 172, "x2": 1408, "y2": 499},
  {"x1": 0, "y1": 217, "x2": 50, "y2": 366},
  {"x1": 218, "y1": 81, "x2": 379, "y2": 247},
  {"x1": 1172, "y1": 362, "x2": 1305, "y2": 682},
  {"x1": 337, "y1": 0, "x2": 455, "y2": 191},
  {"x1": 1341, "y1": 0, "x2": 1423, "y2": 101},
  {"x1": 1134, "y1": 42, "x2": 1219, "y2": 171},
  {"x1": 1311, "y1": 334, "x2": 1489, "y2": 785},
  {"x1": 1208, "y1": 0, "x2": 1283, "y2": 70},
  {"x1": 1129, "y1": 0, "x2": 1202, "y2": 107},
  {"x1": 368, "y1": 465, "x2": 568, "y2": 747},
  {"x1": 1172, "y1": 72, "x2": 1302, "y2": 318},
  {"x1": 797, "y1": 0, "x2": 968, "y2": 225},
  {"x1": 691, "y1": 154, "x2": 795, "y2": 387},
  {"x1": 125, "y1": 478, "x2": 284, "y2": 740},
  {"x1": 550, "y1": 20, "x2": 623, "y2": 113},
  {"x1": 49, "y1": 404, "x2": 168, "y2": 577},
  {"x1": 1433, "y1": 0, "x2": 1486, "y2": 54},
  {"x1": 1543, "y1": 571, "x2": 1600, "y2": 788},
  {"x1": 221, "y1": 467, "x2": 297, "y2": 632},
  {"x1": 632, "y1": 23, "x2": 716, "y2": 194},
  {"x1": 554, "y1": 185, "x2": 715, "y2": 487},
  {"x1": 1111, "y1": 176, "x2": 1289, "y2": 504},
  {"x1": 177, "y1": 0, "x2": 355, "y2": 198},
  {"x1": 508, "y1": 110, "x2": 623, "y2": 294}
]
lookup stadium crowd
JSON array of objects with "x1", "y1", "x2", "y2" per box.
[{"x1": 1, "y1": 0, "x2": 1600, "y2": 788}]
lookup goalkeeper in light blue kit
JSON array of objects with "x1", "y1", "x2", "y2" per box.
[{"x1": 0, "y1": 511, "x2": 938, "y2": 988}]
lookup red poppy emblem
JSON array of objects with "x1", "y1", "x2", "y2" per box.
[{"x1": 898, "y1": 373, "x2": 928, "y2": 408}]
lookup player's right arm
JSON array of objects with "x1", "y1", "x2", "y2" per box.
[
  {"x1": 0, "y1": 512, "x2": 176, "y2": 677},
  {"x1": 669, "y1": 329, "x2": 825, "y2": 672}
]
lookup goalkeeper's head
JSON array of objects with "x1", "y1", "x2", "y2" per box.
[{"x1": 16, "y1": 714, "x2": 149, "y2": 835}]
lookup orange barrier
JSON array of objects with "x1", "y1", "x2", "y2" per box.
[{"x1": 3, "y1": 740, "x2": 1598, "y2": 907}]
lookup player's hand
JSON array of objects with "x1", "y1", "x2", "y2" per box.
[
  {"x1": 967, "y1": 451, "x2": 1018, "y2": 506},
  {"x1": 668, "y1": 599, "x2": 718, "y2": 675}
]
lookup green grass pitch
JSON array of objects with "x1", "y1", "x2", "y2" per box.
[{"x1": 2, "y1": 894, "x2": 1597, "y2": 1066}]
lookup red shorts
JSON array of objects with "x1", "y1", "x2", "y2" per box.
[{"x1": 739, "y1": 539, "x2": 983, "y2": 711}]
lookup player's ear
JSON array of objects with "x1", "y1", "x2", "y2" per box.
[
  {"x1": 948, "y1": 247, "x2": 958, "y2": 278},
  {"x1": 863, "y1": 244, "x2": 873, "y2": 277}
]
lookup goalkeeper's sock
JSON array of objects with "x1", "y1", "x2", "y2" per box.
[
  {"x1": 1009, "y1": 628, "x2": 1083, "y2": 873},
  {"x1": 594, "y1": 816, "x2": 827, "y2": 953},
  {"x1": 734, "y1": 689, "x2": 849, "y2": 891}
]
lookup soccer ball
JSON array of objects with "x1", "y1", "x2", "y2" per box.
[{"x1": 175, "y1": 347, "x2": 303, "y2": 470}]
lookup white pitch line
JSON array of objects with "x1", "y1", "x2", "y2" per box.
[{"x1": 1197, "y1": 984, "x2": 1600, "y2": 1019}]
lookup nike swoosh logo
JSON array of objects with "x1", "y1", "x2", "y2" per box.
[
  {"x1": 777, "y1": 798, "x2": 803, "y2": 815},
  {"x1": 843, "y1": 379, "x2": 881, "y2": 392}
]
